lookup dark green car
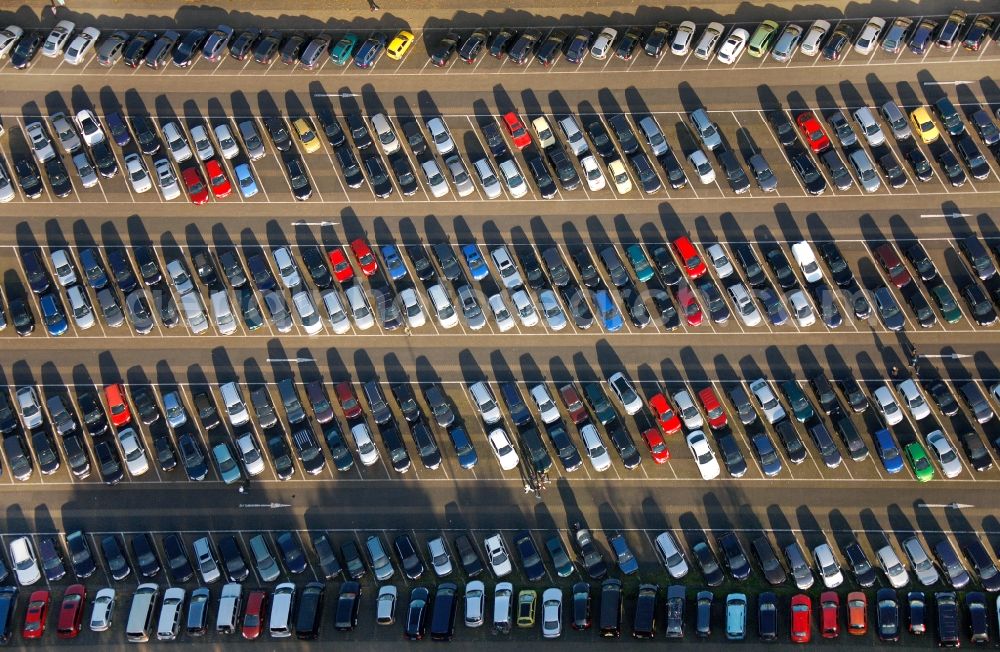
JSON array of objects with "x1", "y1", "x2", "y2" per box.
[
  {"x1": 329, "y1": 33, "x2": 358, "y2": 65},
  {"x1": 583, "y1": 382, "x2": 617, "y2": 425},
  {"x1": 545, "y1": 535, "x2": 574, "y2": 578},
  {"x1": 930, "y1": 283, "x2": 962, "y2": 323},
  {"x1": 780, "y1": 380, "x2": 815, "y2": 422}
]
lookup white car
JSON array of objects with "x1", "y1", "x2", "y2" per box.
[
  {"x1": 162, "y1": 121, "x2": 192, "y2": 163},
  {"x1": 154, "y1": 158, "x2": 181, "y2": 200},
  {"x1": 321, "y1": 289, "x2": 351, "y2": 334},
  {"x1": 654, "y1": 531, "x2": 690, "y2": 578},
  {"x1": 672, "y1": 20, "x2": 697, "y2": 55},
  {"x1": 716, "y1": 27, "x2": 749, "y2": 64},
  {"x1": 0, "y1": 25, "x2": 23, "y2": 60},
  {"x1": 686, "y1": 430, "x2": 721, "y2": 480},
  {"x1": 580, "y1": 155, "x2": 606, "y2": 191},
  {"x1": 421, "y1": 159, "x2": 450, "y2": 198},
  {"x1": 488, "y1": 293, "x2": 515, "y2": 332},
  {"x1": 926, "y1": 430, "x2": 962, "y2": 478},
  {"x1": 511, "y1": 289, "x2": 538, "y2": 327},
  {"x1": 428, "y1": 537, "x2": 454, "y2": 577},
  {"x1": 693, "y1": 22, "x2": 725, "y2": 60},
  {"x1": 488, "y1": 428, "x2": 520, "y2": 470},
  {"x1": 425, "y1": 117, "x2": 454, "y2": 155},
  {"x1": 292, "y1": 291, "x2": 323, "y2": 335},
  {"x1": 688, "y1": 149, "x2": 716, "y2": 184},
  {"x1": 854, "y1": 17, "x2": 886, "y2": 55},
  {"x1": 873, "y1": 384, "x2": 903, "y2": 425},
  {"x1": 749, "y1": 378, "x2": 786, "y2": 424},
  {"x1": 26, "y1": 121, "x2": 56, "y2": 163},
  {"x1": 63, "y1": 26, "x2": 100, "y2": 65},
  {"x1": 399, "y1": 287, "x2": 426, "y2": 328},
  {"x1": 579, "y1": 423, "x2": 612, "y2": 472},
  {"x1": 236, "y1": 432, "x2": 265, "y2": 476},
  {"x1": 213, "y1": 123, "x2": 240, "y2": 159},
  {"x1": 530, "y1": 384, "x2": 561, "y2": 424},
  {"x1": 813, "y1": 543, "x2": 844, "y2": 588},
  {"x1": 350, "y1": 421, "x2": 379, "y2": 466},
  {"x1": 800, "y1": 20, "x2": 831, "y2": 56},
  {"x1": 590, "y1": 27, "x2": 617, "y2": 59},
  {"x1": 787, "y1": 289, "x2": 816, "y2": 327},
  {"x1": 464, "y1": 581, "x2": 485, "y2": 627},
  {"x1": 118, "y1": 427, "x2": 150, "y2": 476},
  {"x1": 89, "y1": 588, "x2": 116, "y2": 631},
  {"x1": 124, "y1": 153, "x2": 152, "y2": 193},
  {"x1": 9, "y1": 536, "x2": 41, "y2": 585},
  {"x1": 706, "y1": 244, "x2": 734, "y2": 278},
  {"x1": 51, "y1": 249, "x2": 77, "y2": 286},
  {"x1": 498, "y1": 158, "x2": 527, "y2": 198},
  {"x1": 484, "y1": 533, "x2": 512, "y2": 577},
  {"x1": 896, "y1": 379, "x2": 930, "y2": 420},
  {"x1": 72, "y1": 151, "x2": 98, "y2": 188},
  {"x1": 673, "y1": 389, "x2": 704, "y2": 429},
  {"x1": 608, "y1": 372, "x2": 642, "y2": 415},
  {"x1": 538, "y1": 289, "x2": 567, "y2": 331},
  {"x1": 74, "y1": 109, "x2": 105, "y2": 147},
  {"x1": 0, "y1": 163, "x2": 15, "y2": 202},
  {"x1": 157, "y1": 587, "x2": 185, "y2": 640},
  {"x1": 541, "y1": 588, "x2": 563, "y2": 638},
  {"x1": 607, "y1": 159, "x2": 632, "y2": 193},
  {"x1": 791, "y1": 241, "x2": 822, "y2": 283},
  {"x1": 43, "y1": 20, "x2": 75, "y2": 57},
  {"x1": 876, "y1": 544, "x2": 910, "y2": 589},
  {"x1": 902, "y1": 536, "x2": 941, "y2": 586},
  {"x1": 271, "y1": 246, "x2": 301, "y2": 289},
  {"x1": 728, "y1": 283, "x2": 761, "y2": 327},
  {"x1": 473, "y1": 158, "x2": 502, "y2": 199},
  {"x1": 376, "y1": 586, "x2": 397, "y2": 625},
  {"x1": 189, "y1": 123, "x2": 215, "y2": 161}
]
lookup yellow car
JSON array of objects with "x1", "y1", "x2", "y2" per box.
[
  {"x1": 386, "y1": 30, "x2": 415, "y2": 60},
  {"x1": 608, "y1": 159, "x2": 632, "y2": 194},
  {"x1": 292, "y1": 117, "x2": 320, "y2": 154},
  {"x1": 516, "y1": 590, "x2": 536, "y2": 627},
  {"x1": 909, "y1": 107, "x2": 940, "y2": 144}
]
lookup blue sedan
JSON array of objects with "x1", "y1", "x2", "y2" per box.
[
  {"x1": 594, "y1": 289, "x2": 623, "y2": 331},
  {"x1": 448, "y1": 426, "x2": 478, "y2": 469},
  {"x1": 354, "y1": 32, "x2": 387, "y2": 69},
  {"x1": 40, "y1": 293, "x2": 68, "y2": 336},
  {"x1": 381, "y1": 244, "x2": 407, "y2": 281},
  {"x1": 234, "y1": 163, "x2": 258, "y2": 198},
  {"x1": 462, "y1": 244, "x2": 489, "y2": 281}
]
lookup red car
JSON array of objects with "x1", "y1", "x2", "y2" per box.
[
  {"x1": 558, "y1": 384, "x2": 588, "y2": 425},
  {"x1": 23, "y1": 590, "x2": 50, "y2": 640},
  {"x1": 335, "y1": 381, "x2": 362, "y2": 419},
  {"x1": 673, "y1": 236, "x2": 706, "y2": 279},
  {"x1": 350, "y1": 238, "x2": 378, "y2": 276},
  {"x1": 328, "y1": 248, "x2": 354, "y2": 283},
  {"x1": 503, "y1": 112, "x2": 531, "y2": 149},
  {"x1": 242, "y1": 589, "x2": 267, "y2": 640},
  {"x1": 56, "y1": 584, "x2": 85, "y2": 639},
  {"x1": 820, "y1": 591, "x2": 840, "y2": 639},
  {"x1": 676, "y1": 284, "x2": 703, "y2": 326},
  {"x1": 697, "y1": 386, "x2": 727, "y2": 429},
  {"x1": 182, "y1": 165, "x2": 209, "y2": 205},
  {"x1": 648, "y1": 393, "x2": 682, "y2": 435},
  {"x1": 104, "y1": 383, "x2": 131, "y2": 427},
  {"x1": 205, "y1": 159, "x2": 232, "y2": 198},
  {"x1": 641, "y1": 426, "x2": 671, "y2": 463},
  {"x1": 874, "y1": 243, "x2": 912, "y2": 288},
  {"x1": 790, "y1": 594, "x2": 812, "y2": 643},
  {"x1": 796, "y1": 111, "x2": 831, "y2": 153}
]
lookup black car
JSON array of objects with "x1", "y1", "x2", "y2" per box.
[
  {"x1": 698, "y1": 279, "x2": 730, "y2": 323},
  {"x1": 100, "y1": 535, "x2": 132, "y2": 581},
  {"x1": 31, "y1": 429, "x2": 60, "y2": 475},
  {"x1": 500, "y1": 382, "x2": 532, "y2": 426},
  {"x1": 877, "y1": 151, "x2": 908, "y2": 188},
  {"x1": 131, "y1": 533, "x2": 162, "y2": 578},
  {"x1": 152, "y1": 432, "x2": 178, "y2": 471},
  {"x1": 935, "y1": 149, "x2": 966, "y2": 187},
  {"x1": 267, "y1": 428, "x2": 295, "y2": 480},
  {"x1": 822, "y1": 25, "x2": 854, "y2": 60},
  {"x1": 508, "y1": 29, "x2": 542, "y2": 64},
  {"x1": 410, "y1": 421, "x2": 441, "y2": 470},
  {"x1": 629, "y1": 152, "x2": 661, "y2": 193},
  {"x1": 283, "y1": 154, "x2": 313, "y2": 200},
  {"x1": 129, "y1": 386, "x2": 160, "y2": 425},
  {"x1": 643, "y1": 20, "x2": 673, "y2": 57},
  {"x1": 559, "y1": 283, "x2": 595, "y2": 329},
  {"x1": 253, "y1": 29, "x2": 281, "y2": 64},
  {"x1": 405, "y1": 244, "x2": 435, "y2": 282},
  {"x1": 935, "y1": 592, "x2": 960, "y2": 647},
  {"x1": 585, "y1": 120, "x2": 618, "y2": 163},
  {"x1": 22, "y1": 249, "x2": 51, "y2": 294},
  {"x1": 276, "y1": 531, "x2": 308, "y2": 574},
  {"x1": 837, "y1": 375, "x2": 869, "y2": 413},
  {"x1": 716, "y1": 148, "x2": 750, "y2": 193},
  {"x1": 177, "y1": 433, "x2": 207, "y2": 481},
  {"x1": 292, "y1": 427, "x2": 326, "y2": 475},
  {"x1": 545, "y1": 420, "x2": 583, "y2": 472},
  {"x1": 334, "y1": 145, "x2": 364, "y2": 188},
  {"x1": 922, "y1": 379, "x2": 958, "y2": 416},
  {"x1": 15, "y1": 157, "x2": 43, "y2": 199},
  {"x1": 606, "y1": 420, "x2": 642, "y2": 469},
  {"x1": 876, "y1": 588, "x2": 900, "y2": 641},
  {"x1": 11, "y1": 31, "x2": 43, "y2": 69},
  {"x1": 758, "y1": 591, "x2": 778, "y2": 641},
  {"x1": 44, "y1": 157, "x2": 72, "y2": 197},
  {"x1": 297, "y1": 246, "x2": 331, "y2": 290},
  {"x1": 647, "y1": 244, "x2": 681, "y2": 286},
  {"x1": 394, "y1": 534, "x2": 425, "y2": 580},
  {"x1": 620, "y1": 283, "x2": 651, "y2": 327},
  {"x1": 513, "y1": 530, "x2": 545, "y2": 581},
  {"x1": 657, "y1": 150, "x2": 688, "y2": 189},
  {"x1": 172, "y1": 28, "x2": 208, "y2": 67},
  {"x1": 340, "y1": 541, "x2": 366, "y2": 580},
  {"x1": 161, "y1": 533, "x2": 194, "y2": 583},
  {"x1": 315, "y1": 109, "x2": 346, "y2": 149},
  {"x1": 545, "y1": 144, "x2": 580, "y2": 190},
  {"x1": 691, "y1": 540, "x2": 724, "y2": 587},
  {"x1": 903, "y1": 243, "x2": 938, "y2": 283},
  {"x1": 818, "y1": 242, "x2": 854, "y2": 287},
  {"x1": 821, "y1": 149, "x2": 853, "y2": 190},
  {"x1": 388, "y1": 152, "x2": 418, "y2": 196},
  {"x1": 902, "y1": 285, "x2": 936, "y2": 328},
  {"x1": 842, "y1": 539, "x2": 876, "y2": 587},
  {"x1": 0, "y1": 393, "x2": 17, "y2": 434},
  {"x1": 122, "y1": 30, "x2": 156, "y2": 67},
  {"x1": 959, "y1": 430, "x2": 992, "y2": 471},
  {"x1": 790, "y1": 150, "x2": 827, "y2": 194},
  {"x1": 10, "y1": 296, "x2": 35, "y2": 334},
  {"x1": 229, "y1": 27, "x2": 260, "y2": 60},
  {"x1": 431, "y1": 243, "x2": 461, "y2": 282},
  {"x1": 956, "y1": 134, "x2": 991, "y2": 180},
  {"x1": 608, "y1": 113, "x2": 639, "y2": 154},
  {"x1": 480, "y1": 122, "x2": 506, "y2": 158},
  {"x1": 775, "y1": 419, "x2": 807, "y2": 463},
  {"x1": 935, "y1": 539, "x2": 971, "y2": 589},
  {"x1": 489, "y1": 28, "x2": 515, "y2": 58},
  {"x1": 963, "y1": 283, "x2": 997, "y2": 326},
  {"x1": 430, "y1": 31, "x2": 461, "y2": 66},
  {"x1": 535, "y1": 30, "x2": 567, "y2": 66},
  {"x1": 524, "y1": 150, "x2": 557, "y2": 198},
  {"x1": 133, "y1": 246, "x2": 162, "y2": 286},
  {"x1": 39, "y1": 537, "x2": 66, "y2": 582},
  {"x1": 192, "y1": 389, "x2": 221, "y2": 431},
  {"x1": 295, "y1": 582, "x2": 325, "y2": 641},
  {"x1": 279, "y1": 33, "x2": 306, "y2": 65},
  {"x1": 94, "y1": 440, "x2": 123, "y2": 485},
  {"x1": 565, "y1": 28, "x2": 592, "y2": 63},
  {"x1": 263, "y1": 117, "x2": 291, "y2": 152},
  {"x1": 321, "y1": 423, "x2": 355, "y2": 472},
  {"x1": 379, "y1": 421, "x2": 411, "y2": 473},
  {"x1": 810, "y1": 282, "x2": 844, "y2": 328},
  {"x1": 65, "y1": 530, "x2": 96, "y2": 579},
  {"x1": 312, "y1": 533, "x2": 343, "y2": 580},
  {"x1": 964, "y1": 540, "x2": 1000, "y2": 592},
  {"x1": 334, "y1": 582, "x2": 362, "y2": 631},
  {"x1": 458, "y1": 29, "x2": 489, "y2": 63},
  {"x1": 905, "y1": 147, "x2": 934, "y2": 182},
  {"x1": 716, "y1": 531, "x2": 751, "y2": 581},
  {"x1": 767, "y1": 110, "x2": 797, "y2": 146},
  {"x1": 765, "y1": 247, "x2": 797, "y2": 290},
  {"x1": 131, "y1": 115, "x2": 161, "y2": 155},
  {"x1": 363, "y1": 155, "x2": 392, "y2": 198},
  {"x1": 750, "y1": 536, "x2": 786, "y2": 585},
  {"x1": 404, "y1": 586, "x2": 429, "y2": 640},
  {"x1": 454, "y1": 534, "x2": 484, "y2": 577},
  {"x1": 615, "y1": 27, "x2": 644, "y2": 60},
  {"x1": 91, "y1": 141, "x2": 119, "y2": 178},
  {"x1": 572, "y1": 582, "x2": 592, "y2": 630}
]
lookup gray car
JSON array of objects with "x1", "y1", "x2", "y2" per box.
[
  {"x1": 125, "y1": 289, "x2": 155, "y2": 334},
  {"x1": 445, "y1": 154, "x2": 475, "y2": 197},
  {"x1": 238, "y1": 120, "x2": 266, "y2": 161},
  {"x1": 457, "y1": 285, "x2": 486, "y2": 330},
  {"x1": 538, "y1": 289, "x2": 567, "y2": 330},
  {"x1": 71, "y1": 151, "x2": 99, "y2": 188},
  {"x1": 97, "y1": 288, "x2": 125, "y2": 327},
  {"x1": 748, "y1": 153, "x2": 777, "y2": 192},
  {"x1": 848, "y1": 148, "x2": 880, "y2": 193},
  {"x1": 154, "y1": 158, "x2": 181, "y2": 200},
  {"x1": 827, "y1": 110, "x2": 857, "y2": 147},
  {"x1": 0, "y1": 161, "x2": 15, "y2": 203},
  {"x1": 50, "y1": 111, "x2": 81, "y2": 154},
  {"x1": 366, "y1": 534, "x2": 395, "y2": 581}
]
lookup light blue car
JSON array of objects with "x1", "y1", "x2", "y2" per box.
[
  {"x1": 234, "y1": 163, "x2": 258, "y2": 198},
  {"x1": 212, "y1": 442, "x2": 242, "y2": 484}
]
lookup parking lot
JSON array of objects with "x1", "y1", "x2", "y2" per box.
[{"x1": 1, "y1": 0, "x2": 1000, "y2": 647}]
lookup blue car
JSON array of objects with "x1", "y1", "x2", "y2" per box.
[
  {"x1": 233, "y1": 163, "x2": 258, "y2": 198},
  {"x1": 461, "y1": 244, "x2": 489, "y2": 281},
  {"x1": 105, "y1": 112, "x2": 131, "y2": 147},
  {"x1": 354, "y1": 32, "x2": 387, "y2": 69},
  {"x1": 607, "y1": 532, "x2": 640, "y2": 575},
  {"x1": 448, "y1": 426, "x2": 478, "y2": 469},
  {"x1": 40, "y1": 293, "x2": 68, "y2": 336},
  {"x1": 381, "y1": 244, "x2": 407, "y2": 281},
  {"x1": 79, "y1": 247, "x2": 108, "y2": 290},
  {"x1": 873, "y1": 428, "x2": 903, "y2": 474},
  {"x1": 595, "y1": 289, "x2": 623, "y2": 331}
]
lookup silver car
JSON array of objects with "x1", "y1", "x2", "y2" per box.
[
  {"x1": 162, "y1": 121, "x2": 193, "y2": 163},
  {"x1": 117, "y1": 427, "x2": 150, "y2": 476},
  {"x1": 16, "y1": 386, "x2": 43, "y2": 429},
  {"x1": 213, "y1": 123, "x2": 240, "y2": 159},
  {"x1": 848, "y1": 149, "x2": 880, "y2": 193},
  {"x1": 749, "y1": 378, "x2": 786, "y2": 424},
  {"x1": 0, "y1": 161, "x2": 15, "y2": 202},
  {"x1": 71, "y1": 151, "x2": 99, "y2": 188},
  {"x1": 124, "y1": 153, "x2": 152, "y2": 193},
  {"x1": 50, "y1": 111, "x2": 81, "y2": 154},
  {"x1": 538, "y1": 289, "x2": 567, "y2": 330},
  {"x1": 321, "y1": 289, "x2": 351, "y2": 334},
  {"x1": 66, "y1": 284, "x2": 95, "y2": 329},
  {"x1": 26, "y1": 121, "x2": 56, "y2": 162},
  {"x1": 366, "y1": 535, "x2": 395, "y2": 581},
  {"x1": 457, "y1": 285, "x2": 486, "y2": 330},
  {"x1": 97, "y1": 288, "x2": 125, "y2": 327},
  {"x1": 445, "y1": 154, "x2": 475, "y2": 197},
  {"x1": 672, "y1": 389, "x2": 704, "y2": 429},
  {"x1": 154, "y1": 158, "x2": 181, "y2": 200},
  {"x1": 770, "y1": 23, "x2": 803, "y2": 62},
  {"x1": 902, "y1": 536, "x2": 940, "y2": 586},
  {"x1": 473, "y1": 158, "x2": 501, "y2": 199},
  {"x1": 425, "y1": 117, "x2": 454, "y2": 155},
  {"x1": 748, "y1": 153, "x2": 778, "y2": 192},
  {"x1": 421, "y1": 159, "x2": 449, "y2": 198}
]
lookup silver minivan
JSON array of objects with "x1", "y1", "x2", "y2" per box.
[
  {"x1": 689, "y1": 108, "x2": 722, "y2": 150},
  {"x1": 638, "y1": 115, "x2": 668, "y2": 157},
  {"x1": 344, "y1": 283, "x2": 375, "y2": 330},
  {"x1": 370, "y1": 112, "x2": 399, "y2": 155},
  {"x1": 269, "y1": 583, "x2": 295, "y2": 638},
  {"x1": 558, "y1": 115, "x2": 589, "y2": 156},
  {"x1": 469, "y1": 381, "x2": 502, "y2": 424},
  {"x1": 880, "y1": 101, "x2": 912, "y2": 140},
  {"x1": 210, "y1": 290, "x2": 237, "y2": 335},
  {"x1": 852, "y1": 106, "x2": 885, "y2": 146},
  {"x1": 473, "y1": 158, "x2": 502, "y2": 199},
  {"x1": 219, "y1": 381, "x2": 249, "y2": 426},
  {"x1": 181, "y1": 292, "x2": 209, "y2": 334},
  {"x1": 848, "y1": 148, "x2": 881, "y2": 193},
  {"x1": 238, "y1": 119, "x2": 266, "y2": 160},
  {"x1": 427, "y1": 284, "x2": 459, "y2": 328}
]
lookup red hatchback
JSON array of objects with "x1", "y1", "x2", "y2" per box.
[
  {"x1": 790, "y1": 594, "x2": 812, "y2": 643},
  {"x1": 796, "y1": 111, "x2": 831, "y2": 153},
  {"x1": 335, "y1": 381, "x2": 362, "y2": 419},
  {"x1": 182, "y1": 166, "x2": 209, "y2": 205},
  {"x1": 23, "y1": 590, "x2": 50, "y2": 640},
  {"x1": 641, "y1": 426, "x2": 671, "y2": 463},
  {"x1": 697, "y1": 386, "x2": 727, "y2": 429},
  {"x1": 820, "y1": 591, "x2": 840, "y2": 639},
  {"x1": 648, "y1": 393, "x2": 682, "y2": 435},
  {"x1": 558, "y1": 384, "x2": 588, "y2": 425},
  {"x1": 350, "y1": 238, "x2": 378, "y2": 276},
  {"x1": 503, "y1": 111, "x2": 531, "y2": 149},
  {"x1": 205, "y1": 159, "x2": 232, "y2": 198},
  {"x1": 104, "y1": 383, "x2": 132, "y2": 427},
  {"x1": 676, "y1": 284, "x2": 703, "y2": 326},
  {"x1": 242, "y1": 589, "x2": 267, "y2": 640},
  {"x1": 56, "y1": 585, "x2": 85, "y2": 639},
  {"x1": 328, "y1": 248, "x2": 354, "y2": 283},
  {"x1": 874, "y1": 243, "x2": 912, "y2": 288},
  {"x1": 673, "y1": 236, "x2": 707, "y2": 279}
]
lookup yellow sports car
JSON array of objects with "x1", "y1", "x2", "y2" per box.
[
  {"x1": 909, "y1": 107, "x2": 940, "y2": 144},
  {"x1": 386, "y1": 30, "x2": 415, "y2": 60}
]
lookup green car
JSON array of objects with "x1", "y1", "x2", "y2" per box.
[
  {"x1": 544, "y1": 535, "x2": 574, "y2": 578},
  {"x1": 212, "y1": 442, "x2": 243, "y2": 485},
  {"x1": 905, "y1": 442, "x2": 934, "y2": 482},
  {"x1": 930, "y1": 284, "x2": 962, "y2": 324},
  {"x1": 748, "y1": 20, "x2": 780, "y2": 57},
  {"x1": 329, "y1": 33, "x2": 358, "y2": 65},
  {"x1": 780, "y1": 380, "x2": 815, "y2": 422},
  {"x1": 626, "y1": 244, "x2": 654, "y2": 283}
]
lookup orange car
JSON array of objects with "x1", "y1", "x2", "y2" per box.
[{"x1": 847, "y1": 591, "x2": 867, "y2": 635}]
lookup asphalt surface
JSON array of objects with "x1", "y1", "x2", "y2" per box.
[{"x1": 0, "y1": 0, "x2": 999, "y2": 649}]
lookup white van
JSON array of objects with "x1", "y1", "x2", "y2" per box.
[
  {"x1": 156, "y1": 587, "x2": 185, "y2": 641},
  {"x1": 210, "y1": 290, "x2": 237, "y2": 335},
  {"x1": 269, "y1": 583, "x2": 296, "y2": 638},
  {"x1": 181, "y1": 292, "x2": 209, "y2": 334},
  {"x1": 427, "y1": 284, "x2": 458, "y2": 328},
  {"x1": 219, "y1": 381, "x2": 250, "y2": 426},
  {"x1": 469, "y1": 381, "x2": 502, "y2": 424},
  {"x1": 345, "y1": 283, "x2": 375, "y2": 330},
  {"x1": 216, "y1": 583, "x2": 242, "y2": 634},
  {"x1": 126, "y1": 583, "x2": 160, "y2": 643}
]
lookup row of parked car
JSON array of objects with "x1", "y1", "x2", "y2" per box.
[{"x1": 1, "y1": 10, "x2": 994, "y2": 72}]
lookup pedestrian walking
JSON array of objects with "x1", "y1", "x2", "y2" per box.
[
  {"x1": 890, "y1": 365, "x2": 899, "y2": 378},
  {"x1": 368, "y1": 0, "x2": 380, "y2": 11}
]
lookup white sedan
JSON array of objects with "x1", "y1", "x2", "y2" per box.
[
  {"x1": 896, "y1": 379, "x2": 930, "y2": 420},
  {"x1": 487, "y1": 428, "x2": 519, "y2": 470},
  {"x1": 580, "y1": 155, "x2": 606, "y2": 191},
  {"x1": 0, "y1": 25, "x2": 23, "y2": 60},
  {"x1": 686, "y1": 430, "x2": 721, "y2": 480},
  {"x1": 124, "y1": 153, "x2": 152, "y2": 193},
  {"x1": 64, "y1": 26, "x2": 100, "y2": 65},
  {"x1": 154, "y1": 158, "x2": 181, "y2": 200},
  {"x1": 541, "y1": 588, "x2": 563, "y2": 638},
  {"x1": 464, "y1": 580, "x2": 485, "y2": 627},
  {"x1": 926, "y1": 430, "x2": 962, "y2": 478},
  {"x1": 716, "y1": 28, "x2": 749, "y2": 64},
  {"x1": 873, "y1": 384, "x2": 903, "y2": 426},
  {"x1": 74, "y1": 109, "x2": 105, "y2": 147},
  {"x1": 9, "y1": 536, "x2": 41, "y2": 585}
]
